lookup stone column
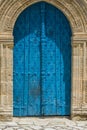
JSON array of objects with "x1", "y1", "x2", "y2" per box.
[
  {"x1": 71, "y1": 33, "x2": 87, "y2": 120},
  {"x1": 82, "y1": 42, "x2": 87, "y2": 115},
  {"x1": 0, "y1": 33, "x2": 13, "y2": 121}
]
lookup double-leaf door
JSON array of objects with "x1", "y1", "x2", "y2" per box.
[{"x1": 13, "y1": 2, "x2": 71, "y2": 116}]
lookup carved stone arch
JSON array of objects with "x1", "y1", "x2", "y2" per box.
[
  {"x1": 0, "y1": 0, "x2": 87, "y2": 121},
  {"x1": 0, "y1": 0, "x2": 86, "y2": 34}
]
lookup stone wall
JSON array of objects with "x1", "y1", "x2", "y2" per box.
[
  {"x1": 0, "y1": 33, "x2": 13, "y2": 121},
  {"x1": 0, "y1": 0, "x2": 87, "y2": 120}
]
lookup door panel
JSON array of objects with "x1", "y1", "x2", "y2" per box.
[
  {"x1": 13, "y1": 4, "x2": 41, "y2": 116},
  {"x1": 13, "y1": 2, "x2": 72, "y2": 116}
]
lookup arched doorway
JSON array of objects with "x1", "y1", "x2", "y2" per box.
[{"x1": 13, "y1": 2, "x2": 72, "y2": 116}]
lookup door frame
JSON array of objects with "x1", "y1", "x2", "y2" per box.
[{"x1": 0, "y1": 0, "x2": 86, "y2": 120}]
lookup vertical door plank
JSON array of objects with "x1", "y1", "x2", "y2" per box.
[
  {"x1": 28, "y1": 4, "x2": 41, "y2": 116},
  {"x1": 41, "y1": 3, "x2": 57, "y2": 115},
  {"x1": 13, "y1": 10, "x2": 26, "y2": 116}
]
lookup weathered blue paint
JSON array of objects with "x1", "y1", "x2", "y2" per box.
[{"x1": 13, "y1": 2, "x2": 72, "y2": 116}]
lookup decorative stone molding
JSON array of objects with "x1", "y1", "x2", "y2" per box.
[
  {"x1": 73, "y1": 33, "x2": 87, "y2": 41},
  {"x1": 0, "y1": 0, "x2": 87, "y2": 33},
  {"x1": 0, "y1": 0, "x2": 87, "y2": 120},
  {"x1": 0, "y1": 33, "x2": 13, "y2": 43}
]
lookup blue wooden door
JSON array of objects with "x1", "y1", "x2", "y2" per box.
[{"x1": 13, "y1": 2, "x2": 72, "y2": 116}]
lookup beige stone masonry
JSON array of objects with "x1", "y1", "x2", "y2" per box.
[
  {"x1": 0, "y1": 0, "x2": 87, "y2": 120},
  {"x1": 0, "y1": 33, "x2": 13, "y2": 121}
]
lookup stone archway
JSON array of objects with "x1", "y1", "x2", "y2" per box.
[{"x1": 0, "y1": 0, "x2": 87, "y2": 120}]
